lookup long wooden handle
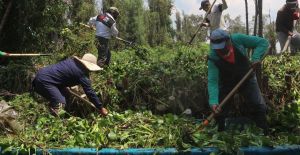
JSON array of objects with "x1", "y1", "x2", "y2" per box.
[
  {"x1": 67, "y1": 88, "x2": 97, "y2": 110},
  {"x1": 5, "y1": 53, "x2": 51, "y2": 57},
  {"x1": 115, "y1": 37, "x2": 133, "y2": 44},
  {"x1": 203, "y1": 68, "x2": 254, "y2": 125},
  {"x1": 80, "y1": 23, "x2": 132, "y2": 45},
  {"x1": 282, "y1": 36, "x2": 292, "y2": 53},
  {"x1": 80, "y1": 23, "x2": 96, "y2": 30},
  {"x1": 0, "y1": 51, "x2": 51, "y2": 57},
  {"x1": 188, "y1": 0, "x2": 217, "y2": 45},
  {"x1": 282, "y1": 20, "x2": 297, "y2": 53}
]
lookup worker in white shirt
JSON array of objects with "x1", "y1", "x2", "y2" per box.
[
  {"x1": 199, "y1": 0, "x2": 228, "y2": 33},
  {"x1": 88, "y1": 7, "x2": 119, "y2": 67}
]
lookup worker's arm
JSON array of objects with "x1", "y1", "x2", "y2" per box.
[
  {"x1": 111, "y1": 23, "x2": 119, "y2": 37},
  {"x1": 88, "y1": 16, "x2": 97, "y2": 27},
  {"x1": 207, "y1": 51, "x2": 220, "y2": 106},
  {"x1": 221, "y1": 0, "x2": 228, "y2": 11},
  {"x1": 232, "y1": 33, "x2": 269, "y2": 62},
  {"x1": 201, "y1": 18, "x2": 210, "y2": 27},
  {"x1": 79, "y1": 76, "x2": 103, "y2": 109},
  {"x1": 0, "y1": 51, "x2": 6, "y2": 57}
]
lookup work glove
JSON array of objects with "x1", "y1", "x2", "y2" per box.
[
  {"x1": 288, "y1": 31, "x2": 296, "y2": 37},
  {"x1": 200, "y1": 22, "x2": 209, "y2": 27},
  {"x1": 251, "y1": 61, "x2": 261, "y2": 70},
  {"x1": 293, "y1": 11, "x2": 300, "y2": 20},
  {"x1": 210, "y1": 104, "x2": 220, "y2": 113},
  {"x1": 99, "y1": 107, "x2": 108, "y2": 116}
]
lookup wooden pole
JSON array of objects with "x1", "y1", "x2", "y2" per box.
[
  {"x1": 67, "y1": 88, "x2": 97, "y2": 110},
  {"x1": 80, "y1": 23, "x2": 133, "y2": 45},
  {"x1": 0, "y1": 51, "x2": 51, "y2": 57},
  {"x1": 188, "y1": 0, "x2": 218, "y2": 45}
]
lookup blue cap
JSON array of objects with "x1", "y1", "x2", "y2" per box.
[{"x1": 210, "y1": 29, "x2": 230, "y2": 49}]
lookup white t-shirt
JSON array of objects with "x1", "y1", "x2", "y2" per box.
[
  {"x1": 88, "y1": 13, "x2": 119, "y2": 39},
  {"x1": 206, "y1": 3, "x2": 227, "y2": 32}
]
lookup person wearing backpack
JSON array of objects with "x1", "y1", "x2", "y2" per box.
[{"x1": 88, "y1": 7, "x2": 120, "y2": 67}]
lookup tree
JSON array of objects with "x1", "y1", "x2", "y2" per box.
[
  {"x1": 181, "y1": 12, "x2": 206, "y2": 43},
  {"x1": 123, "y1": 0, "x2": 146, "y2": 45},
  {"x1": 103, "y1": 0, "x2": 115, "y2": 10},
  {"x1": 224, "y1": 14, "x2": 246, "y2": 34},
  {"x1": 0, "y1": 0, "x2": 69, "y2": 51},
  {"x1": 258, "y1": 0, "x2": 263, "y2": 37},
  {"x1": 102, "y1": 0, "x2": 147, "y2": 46},
  {"x1": 245, "y1": 0, "x2": 249, "y2": 35},
  {"x1": 175, "y1": 11, "x2": 182, "y2": 41},
  {"x1": 0, "y1": 0, "x2": 13, "y2": 35},
  {"x1": 253, "y1": 0, "x2": 258, "y2": 35},
  {"x1": 0, "y1": 0, "x2": 96, "y2": 53},
  {"x1": 69, "y1": 0, "x2": 95, "y2": 24},
  {"x1": 264, "y1": 14, "x2": 276, "y2": 55},
  {"x1": 147, "y1": 0, "x2": 173, "y2": 46}
]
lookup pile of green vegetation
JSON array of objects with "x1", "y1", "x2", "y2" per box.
[
  {"x1": 0, "y1": 44, "x2": 299, "y2": 154},
  {"x1": 0, "y1": 94, "x2": 299, "y2": 154}
]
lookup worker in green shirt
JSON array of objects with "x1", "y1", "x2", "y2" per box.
[{"x1": 207, "y1": 29, "x2": 269, "y2": 133}]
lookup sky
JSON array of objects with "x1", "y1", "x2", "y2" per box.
[
  {"x1": 171, "y1": 0, "x2": 286, "y2": 52},
  {"x1": 95, "y1": 0, "x2": 285, "y2": 52},
  {"x1": 96, "y1": 0, "x2": 285, "y2": 22},
  {"x1": 172, "y1": 0, "x2": 285, "y2": 22}
]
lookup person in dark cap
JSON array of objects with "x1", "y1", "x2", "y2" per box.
[
  {"x1": 199, "y1": 0, "x2": 228, "y2": 32},
  {"x1": 276, "y1": 0, "x2": 300, "y2": 54},
  {"x1": 32, "y1": 53, "x2": 108, "y2": 117},
  {"x1": 207, "y1": 28, "x2": 269, "y2": 133},
  {"x1": 88, "y1": 7, "x2": 120, "y2": 67}
]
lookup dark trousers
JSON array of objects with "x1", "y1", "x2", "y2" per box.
[
  {"x1": 215, "y1": 75, "x2": 268, "y2": 132},
  {"x1": 95, "y1": 36, "x2": 110, "y2": 67},
  {"x1": 32, "y1": 79, "x2": 70, "y2": 107}
]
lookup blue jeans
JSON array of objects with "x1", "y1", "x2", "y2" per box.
[{"x1": 215, "y1": 75, "x2": 268, "y2": 132}]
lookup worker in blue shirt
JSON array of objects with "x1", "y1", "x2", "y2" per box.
[
  {"x1": 32, "y1": 53, "x2": 108, "y2": 117},
  {"x1": 207, "y1": 29, "x2": 269, "y2": 133}
]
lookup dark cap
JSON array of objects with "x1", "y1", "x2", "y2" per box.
[
  {"x1": 199, "y1": 0, "x2": 210, "y2": 10},
  {"x1": 286, "y1": 0, "x2": 298, "y2": 3},
  {"x1": 286, "y1": 0, "x2": 299, "y2": 9}
]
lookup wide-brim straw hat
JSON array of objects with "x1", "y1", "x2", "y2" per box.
[{"x1": 74, "y1": 53, "x2": 103, "y2": 71}]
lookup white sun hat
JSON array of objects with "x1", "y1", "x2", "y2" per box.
[{"x1": 74, "y1": 53, "x2": 103, "y2": 71}]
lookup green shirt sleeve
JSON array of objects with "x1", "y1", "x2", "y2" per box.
[
  {"x1": 0, "y1": 51, "x2": 6, "y2": 57},
  {"x1": 207, "y1": 49, "x2": 220, "y2": 106},
  {"x1": 232, "y1": 34, "x2": 269, "y2": 62}
]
